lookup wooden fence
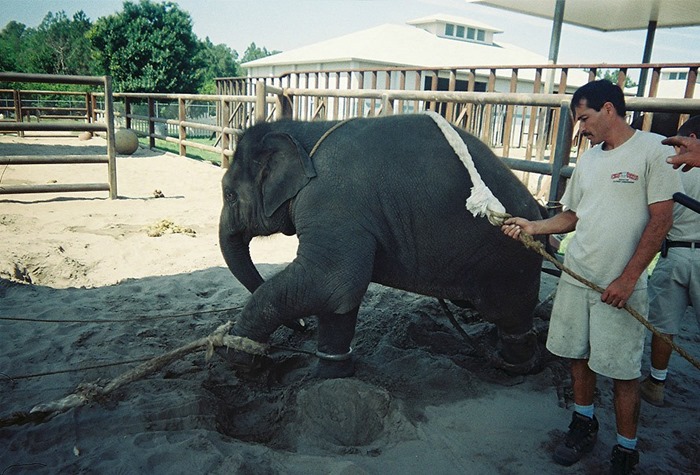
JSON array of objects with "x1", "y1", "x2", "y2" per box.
[
  {"x1": 98, "y1": 88, "x2": 277, "y2": 166},
  {"x1": 7, "y1": 71, "x2": 695, "y2": 207},
  {"x1": 220, "y1": 62, "x2": 699, "y2": 160},
  {"x1": 0, "y1": 89, "x2": 93, "y2": 128},
  {"x1": 100, "y1": 81, "x2": 700, "y2": 214},
  {"x1": 0, "y1": 72, "x2": 117, "y2": 199}
]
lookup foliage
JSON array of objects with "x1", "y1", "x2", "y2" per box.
[
  {"x1": 196, "y1": 37, "x2": 240, "y2": 94},
  {"x1": 0, "y1": 13, "x2": 97, "y2": 91},
  {"x1": 1, "y1": 1, "x2": 279, "y2": 93},
  {"x1": 596, "y1": 69, "x2": 637, "y2": 89},
  {"x1": 0, "y1": 21, "x2": 26, "y2": 72},
  {"x1": 240, "y1": 42, "x2": 280, "y2": 66},
  {"x1": 89, "y1": 0, "x2": 203, "y2": 93},
  {"x1": 28, "y1": 11, "x2": 96, "y2": 76}
]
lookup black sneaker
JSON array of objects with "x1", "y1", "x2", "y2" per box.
[
  {"x1": 610, "y1": 444, "x2": 639, "y2": 474},
  {"x1": 553, "y1": 412, "x2": 599, "y2": 466}
]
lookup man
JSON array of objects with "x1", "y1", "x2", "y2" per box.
[
  {"x1": 640, "y1": 116, "x2": 700, "y2": 406},
  {"x1": 502, "y1": 80, "x2": 680, "y2": 474}
]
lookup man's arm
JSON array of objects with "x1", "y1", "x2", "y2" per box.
[
  {"x1": 601, "y1": 200, "x2": 674, "y2": 308},
  {"x1": 501, "y1": 209, "x2": 578, "y2": 240}
]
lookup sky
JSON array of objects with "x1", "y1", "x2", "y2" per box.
[{"x1": 0, "y1": 0, "x2": 698, "y2": 65}]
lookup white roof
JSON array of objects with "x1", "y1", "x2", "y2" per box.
[
  {"x1": 406, "y1": 13, "x2": 503, "y2": 33},
  {"x1": 243, "y1": 22, "x2": 547, "y2": 69},
  {"x1": 472, "y1": 0, "x2": 700, "y2": 31}
]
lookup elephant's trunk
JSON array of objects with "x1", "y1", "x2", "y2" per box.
[{"x1": 219, "y1": 227, "x2": 264, "y2": 294}]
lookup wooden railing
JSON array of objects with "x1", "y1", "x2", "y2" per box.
[
  {"x1": 0, "y1": 89, "x2": 93, "y2": 128},
  {"x1": 93, "y1": 90, "x2": 279, "y2": 166},
  {"x1": 98, "y1": 82, "x2": 700, "y2": 214},
  {"x1": 220, "y1": 62, "x2": 698, "y2": 159},
  {"x1": 6, "y1": 68, "x2": 694, "y2": 207},
  {"x1": 0, "y1": 72, "x2": 117, "y2": 199}
]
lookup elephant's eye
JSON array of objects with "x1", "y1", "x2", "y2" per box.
[{"x1": 224, "y1": 189, "x2": 237, "y2": 203}]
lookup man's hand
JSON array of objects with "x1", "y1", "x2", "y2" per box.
[
  {"x1": 501, "y1": 217, "x2": 536, "y2": 240},
  {"x1": 501, "y1": 210, "x2": 578, "y2": 241},
  {"x1": 661, "y1": 135, "x2": 700, "y2": 172},
  {"x1": 601, "y1": 275, "x2": 637, "y2": 308}
]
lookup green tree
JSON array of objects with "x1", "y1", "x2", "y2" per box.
[
  {"x1": 196, "y1": 37, "x2": 240, "y2": 94},
  {"x1": 597, "y1": 69, "x2": 637, "y2": 89},
  {"x1": 0, "y1": 21, "x2": 27, "y2": 72},
  {"x1": 89, "y1": 0, "x2": 202, "y2": 92},
  {"x1": 240, "y1": 42, "x2": 280, "y2": 65},
  {"x1": 21, "y1": 11, "x2": 95, "y2": 76}
]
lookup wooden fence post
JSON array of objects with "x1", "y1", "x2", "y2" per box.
[
  {"x1": 147, "y1": 98, "x2": 155, "y2": 148},
  {"x1": 124, "y1": 96, "x2": 131, "y2": 129},
  {"x1": 13, "y1": 89, "x2": 23, "y2": 138},
  {"x1": 103, "y1": 75, "x2": 118, "y2": 199},
  {"x1": 255, "y1": 80, "x2": 267, "y2": 123},
  {"x1": 221, "y1": 98, "x2": 230, "y2": 168},
  {"x1": 178, "y1": 97, "x2": 186, "y2": 156}
]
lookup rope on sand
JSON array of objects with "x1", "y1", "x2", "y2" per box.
[{"x1": 0, "y1": 321, "x2": 267, "y2": 429}]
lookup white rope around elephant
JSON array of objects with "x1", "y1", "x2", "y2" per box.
[{"x1": 424, "y1": 111, "x2": 507, "y2": 226}]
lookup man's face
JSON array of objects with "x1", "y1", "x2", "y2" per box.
[{"x1": 574, "y1": 99, "x2": 613, "y2": 146}]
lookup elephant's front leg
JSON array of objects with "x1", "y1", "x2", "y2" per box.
[
  {"x1": 314, "y1": 307, "x2": 359, "y2": 378},
  {"x1": 219, "y1": 238, "x2": 375, "y2": 377}
]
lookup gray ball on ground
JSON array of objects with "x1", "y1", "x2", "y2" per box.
[{"x1": 115, "y1": 128, "x2": 139, "y2": 155}]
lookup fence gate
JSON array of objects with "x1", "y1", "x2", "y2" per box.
[{"x1": 0, "y1": 72, "x2": 117, "y2": 199}]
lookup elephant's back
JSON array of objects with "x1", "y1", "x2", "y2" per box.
[{"x1": 310, "y1": 114, "x2": 541, "y2": 222}]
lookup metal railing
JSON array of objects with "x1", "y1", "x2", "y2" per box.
[{"x1": 0, "y1": 72, "x2": 117, "y2": 199}]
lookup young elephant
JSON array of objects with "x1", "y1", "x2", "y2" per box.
[{"x1": 218, "y1": 114, "x2": 545, "y2": 378}]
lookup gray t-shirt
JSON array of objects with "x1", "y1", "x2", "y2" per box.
[
  {"x1": 561, "y1": 130, "x2": 681, "y2": 290},
  {"x1": 668, "y1": 167, "x2": 700, "y2": 242}
]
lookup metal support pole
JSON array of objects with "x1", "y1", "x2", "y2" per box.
[
  {"x1": 636, "y1": 20, "x2": 657, "y2": 99},
  {"x1": 547, "y1": 100, "x2": 573, "y2": 216}
]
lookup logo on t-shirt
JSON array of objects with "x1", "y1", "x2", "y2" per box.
[{"x1": 610, "y1": 171, "x2": 639, "y2": 184}]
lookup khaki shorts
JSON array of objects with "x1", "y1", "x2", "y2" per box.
[
  {"x1": 546, "y1": 280, "x2": 647, "y2": 380},
  {"x1": 648, "y1": 248, "x2": 700, "y2": 334}
]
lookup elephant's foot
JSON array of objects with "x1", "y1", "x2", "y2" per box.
[
  {"x1": 496, "y1": 329, "x2": 540, "y2": 374},
  {"x1": 214, "y1": 345, "x2": 271, "y2": 377},
  {"x1": 312, "y1": 348, "x2": 355, "y2": 379},
  {"x1": 284, "y1": 318, "x2": 308, "y2": 333}
]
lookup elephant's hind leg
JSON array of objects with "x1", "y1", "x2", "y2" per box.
[{"x1": 314, "y1": 307, "x2": 359, "y2": 379}]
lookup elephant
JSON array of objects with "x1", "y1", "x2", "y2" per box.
[
  {"x1": 217, "y1": 113, "x2": 546, "y2": 379},
  {"x1": 631, "y1": 111, "x2": 699, "y2": 137}
]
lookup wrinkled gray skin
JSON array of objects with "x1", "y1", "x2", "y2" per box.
[
  {"x1": 219, "y1": 114, "x2": 545, "y2": 378},
  {"x1": 631, "y1": 112, "x2": 699, "y2": 138}
]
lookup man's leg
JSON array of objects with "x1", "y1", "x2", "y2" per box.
[
  {"x1": 640, "y1": 332, "x2": 674, "y2": 406},
  {"x1": 610, "y1": 378, "x2": 641, "y2": 474},
  {"x1": 571, "y1": 358, "x2": 596, "y2": 405},
  {"x1": 650, "y1": 333, "x2": 674, "y2": 372},
  {"x1": 553, "y1": 359, "x2": 599, "y2": 466},
  {"x1": 613, "y1": 378, "x2": 640, "y2": 439}
]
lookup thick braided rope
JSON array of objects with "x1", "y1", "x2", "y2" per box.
[
  {"x1": 0, "y1": 321, "x2": 269, "y2": 428},
  {"x1": 505, "y1": 215, "x2": 700, "y2": 371},
  {"x1": 424, "y1": 111, "x2": 506, "y2": 225}
]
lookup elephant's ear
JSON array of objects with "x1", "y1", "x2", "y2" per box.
[{"x1": 260, "y1": 132, "x2": 317, "y2": 217}]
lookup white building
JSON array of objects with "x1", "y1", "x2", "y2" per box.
[{"x1": 242, "y1": 14, "x2": 588, "y2": 95}]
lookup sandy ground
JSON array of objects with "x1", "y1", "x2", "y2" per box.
[{"x1": 0, "y1": 134, "x2": 698, "y2": 474}]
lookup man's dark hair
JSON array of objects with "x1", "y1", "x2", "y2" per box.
[
  {"x1": 678, "y1": 115, "x2": 700, "y2": 137},
  {"x1": 571, "y1": 80, "x2": 626, "y2": 117}
]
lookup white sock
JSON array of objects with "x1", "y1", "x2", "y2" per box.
[{"x1": 650, "y1": 366, "x2": 668, "y2": 382}]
